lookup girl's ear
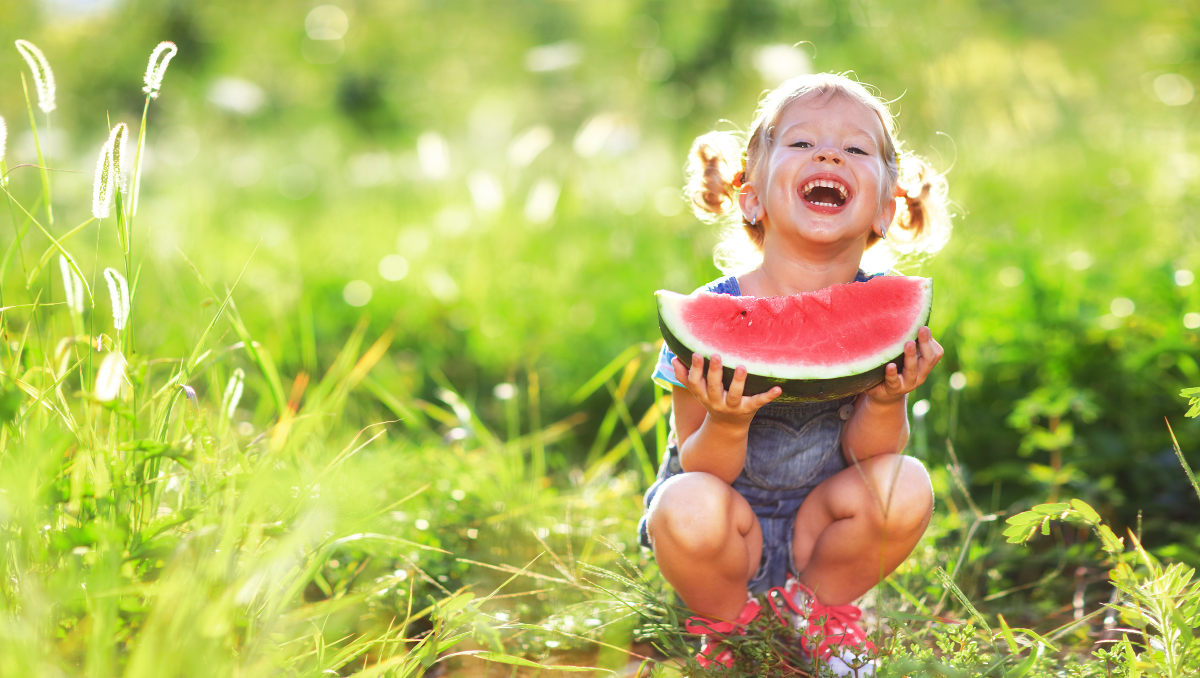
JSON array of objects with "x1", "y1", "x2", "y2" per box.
[
  {"x1": 874, "y1": 191, "x2": 899, "y2": 238},
  {"x1": 738, "y1": 182, "x2": 762, "y2": 224}
]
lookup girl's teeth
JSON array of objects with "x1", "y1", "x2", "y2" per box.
[{"x1": 802, "y1": 179, "x2": 849, "y2": 198}]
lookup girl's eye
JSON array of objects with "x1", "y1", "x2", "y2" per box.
[
  {"x1": 790, "y1": 141, "x2": 812, "y2": 148},
  {"x1": 847, "y1": 146, "x2": 868, "y2": 155}
]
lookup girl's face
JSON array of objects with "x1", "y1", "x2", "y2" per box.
[{"x1": 743, "y1": 93, "x2": 895, "y2": 252}]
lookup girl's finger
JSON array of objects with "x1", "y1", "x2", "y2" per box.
[
  {"x1": 884, "y1": 361, "x2": 901, "y2": 391},
  {"x1": 672, "y1": 357, "x2": 689, "y2": 384},
  {"x1": 748, "y1": 386, "x2": 782, "y2": 409},
  {"x1": 707, "y1": 354, "x2": 725, "y2": 401},
  {"x1": 727, "y1": 365, "x2": 748, "y2": 404},
  {"x1": 688, "y1": 353, "x2": 706, "y2": 393},
  {"x1": 917, "y1": 327, "x2": 936, "y2": 363},
  {"x1": 902, "y1": 340, "x2": 919, "y2": 385}
]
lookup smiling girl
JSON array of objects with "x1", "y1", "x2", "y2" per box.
[{"x1": 638, "y1": 73, "x2": 952, "y2": 674}]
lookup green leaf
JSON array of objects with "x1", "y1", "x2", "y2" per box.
[
  {"x1": 1098, "y1": 524, "x2": 1125, "y2": 555},
  {"x1": 1005, "y1": 511, "x2": 1043, "y2": 526},
  {"x1": 997, "y1": 613, "x2": 1019, "y2": 654},
  {"x1": 465, "y1": 652, "x2": 612, "y2": 674},
  {"x1": 934, "y1": 567, "x2": 991, "y2": 635},
  {"x1": 436, "y1": 592, "x2": 476, "y2": 620},
  {"x1": 1003, "y1": 523, "x2": 1039, "y2": 545},
  {"x1": 1040, "y1": 517, "x2": 1051, "y2": 535},
  {"x1": 1069, "y1": 498, "x2": 1101, "y2": 524},
  {"x1": 1122, "y1": 635, "x2": 1140, "y2": 678},
  {"x1": 1031, "y1": 502, "x2": 1071, "y2": 516},
  {"x1": 1003, "y1": 642, "x2": 1042, "y2": 678}
]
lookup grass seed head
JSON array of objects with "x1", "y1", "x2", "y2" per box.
[
  {"x1": 92, "y1": 123, "x2": 129, "y2": 219},
  {"x1": 14, "y1": 39, "x2": 56, "y2": 113},
  {"x1": 143, "y1": 41, "x2": 178, "y2": 98},
  {"x1": 103, "y1": 267, "x2": 129, "y2": 330},
  {"x1": 222, "y1": 368, "x2": 245, "y2": 419},
  {"x1": 0, "y1": 115, "x2": 7, "y2": 187},
  {"x1": 95, "y1": 351, "x2": 126, "y2": 402},
  {"x1": 59, "y1": 255, "x2": 83, "y2": 315}
]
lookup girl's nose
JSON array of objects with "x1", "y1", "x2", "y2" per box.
[{"x1": 814, "y1": 147, "x2": 843, "y2": 165}]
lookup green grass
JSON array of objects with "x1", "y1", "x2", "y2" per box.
[{"x1": 4, "y1": 4, "x2": 1200, "y2": 677}]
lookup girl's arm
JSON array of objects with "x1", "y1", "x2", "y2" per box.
[
  {"x1": 841, "y1": 326, "x2": 943, "y2": 463},
  {"x1": 671, "y1": 353, "x2": 781, "y2": 484}
]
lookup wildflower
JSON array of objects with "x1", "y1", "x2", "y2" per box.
[
  {"x1": 59, "y1": 255, "x2": 83, "y2": 315},
  {"x1": 222, "y1": 368, "x2": 245, "y2": 419},
  {"x1": 94, "y1": 352, "x2": 126, "y2": 402},
  {"x1": 14, "y1": 40, "x2": 55, "y2": 113},
  {"x1": 143, "y1": 42, "x2": 177, "y2": 98},
  {"x1": 91, "y1": 123, "x2": 129, "y2": 219},
  {"x1": 178, "y1": 384, "x2": 198, "y2": 407},
  {"x1": 103, "y1": 267, "x2": 129, "y2": 330}
]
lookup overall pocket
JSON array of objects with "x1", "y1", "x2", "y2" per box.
[{"x1": 741, "y1": 406, "x2": 845, "y2": 492}]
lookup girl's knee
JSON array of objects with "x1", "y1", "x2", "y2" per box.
[
  {"x1": 647, "y1": 472, "x2": 742, "y2": 555},
  {"x1": 862, "y1": 455, "x2": 933, "y2": 533}
]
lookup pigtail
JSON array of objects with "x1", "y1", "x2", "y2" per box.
[
  {"x1": 868, "y1": 151, "x2": 952, "y2": 268},
  {"x1": 686, "y1": 130, "x2": 767, "y2": 274},
  {"x1": 685, "y1": 131, "x2": 742, "y2": 220}
]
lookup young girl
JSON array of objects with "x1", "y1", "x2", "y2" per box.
[{"x1": 638, "y1": 73, "x2": 951, "y2": 674}]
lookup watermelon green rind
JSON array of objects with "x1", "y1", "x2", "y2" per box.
[
  {"x1": 655, "y1": 277, "x2": 932, "y2": 403},
  {"x1": 657, "y1": 315, "x2": 910, "y2": 402}
]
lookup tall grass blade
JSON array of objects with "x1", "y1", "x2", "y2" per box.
[
  {"x1": 1165, "y1": 418, "x2": 1200, "y2": 504},
  {"x1": 19, "y1": 73, "x2": 53, "y2": 225}
]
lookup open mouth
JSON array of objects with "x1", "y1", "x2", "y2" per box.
[{"x1": 802, "y1": 179, "x2": 849, "y2": 208}]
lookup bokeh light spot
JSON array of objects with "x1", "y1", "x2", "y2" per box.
[
  {"x1": 999, "y1": 267, "x2": 1024, "y2": 287},
  {"x1": 378, "y1": 254, "x2": 409, "y2": 281},
  {"x1": 343, "y1": 280, "x2": 372, "y2": 307},
  {"x1": 1110, "y1": 297, "x2": 1135, "y2": 318}
]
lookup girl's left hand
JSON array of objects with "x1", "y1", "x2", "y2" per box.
[{"x1": 864, "y1": 326, "x2": 943, "y2": 405}]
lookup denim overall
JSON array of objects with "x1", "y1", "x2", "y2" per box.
[
  {"x1": 638, "y1": 272, "x2": 873, "y2": 593},
  {"x1": 636, "y1": 397, "x2": 855, "y2": 593}
]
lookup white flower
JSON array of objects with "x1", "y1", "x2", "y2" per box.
[
  {"x1": 91, "y1": 123, "x2": 129, "y2": 219},
  {"x1": 222, "y1": 368, "x2": 245, "y2": 419},
  {"x1": 94, "y1": 352, "x2": 126, "y2": 402},
  {"x1": 143, "y1": 42, "x2": 177, "y2": 98},
  {"x1": 59, "y1": 255, "x2": 83, "y2": 315},
  {"x1": 103, "y1": 267, "x2": 129, "y2": 330},
  {"x1": 14, "y1": 40, "x2": 55, "y2": 113}
]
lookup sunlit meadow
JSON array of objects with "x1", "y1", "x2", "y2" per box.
[{"x1": 1, "y1": 0, "x2": 1200, "y2": 676}]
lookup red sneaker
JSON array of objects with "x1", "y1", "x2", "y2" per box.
[
  {"x1": 767, "y1": 577, "x2": 876, "y2": 675},
  {"x1": 684, "y1": 598, "x2": 762, "y2": 669}
]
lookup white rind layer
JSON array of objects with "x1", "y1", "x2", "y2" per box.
[{"x1": 656, "y1": 279, "x2": 933, "y2": 380}]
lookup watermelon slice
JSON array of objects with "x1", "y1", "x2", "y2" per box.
[{"x1": 656, "y1": 276, "x2": 933, "y2": 402}]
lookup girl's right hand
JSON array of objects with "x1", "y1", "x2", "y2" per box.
[{"x1": 672, "y1": 353, "x2": 781, "y2": 426}]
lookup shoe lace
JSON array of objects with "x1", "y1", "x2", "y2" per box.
[
  {"x1": 766, "y1": 580, "x2": 875, "y2": 660},
  {"x1": 684, "y1": 599, "x2": 761, "y2": 668}
]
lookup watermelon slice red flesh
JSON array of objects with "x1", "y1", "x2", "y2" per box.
[{"x1": 656, "y1": 276, "x2": 933, "y2": 402}]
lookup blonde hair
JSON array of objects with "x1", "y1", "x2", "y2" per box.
[{"x1": 685, "y1": 73, "x2": 951, "y2": 274}]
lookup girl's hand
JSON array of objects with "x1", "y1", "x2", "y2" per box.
[
  {"x1": 672, "y1": 353, "x2": 781, "y2": 426},
  {"x1": 865, "y1": 326, "x2": 943, "y2": 405}
]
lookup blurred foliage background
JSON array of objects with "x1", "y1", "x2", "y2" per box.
[{"x1": 2, "y1": 0, "x2": 1200, "y2": 653}]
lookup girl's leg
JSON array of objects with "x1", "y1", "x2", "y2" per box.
[
  {"x1": 792, "y1": 454, "x2": 933, "y2": 606},
  {"x1": 646, "y1": 472, "x2": 762, "y2": 620}
]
